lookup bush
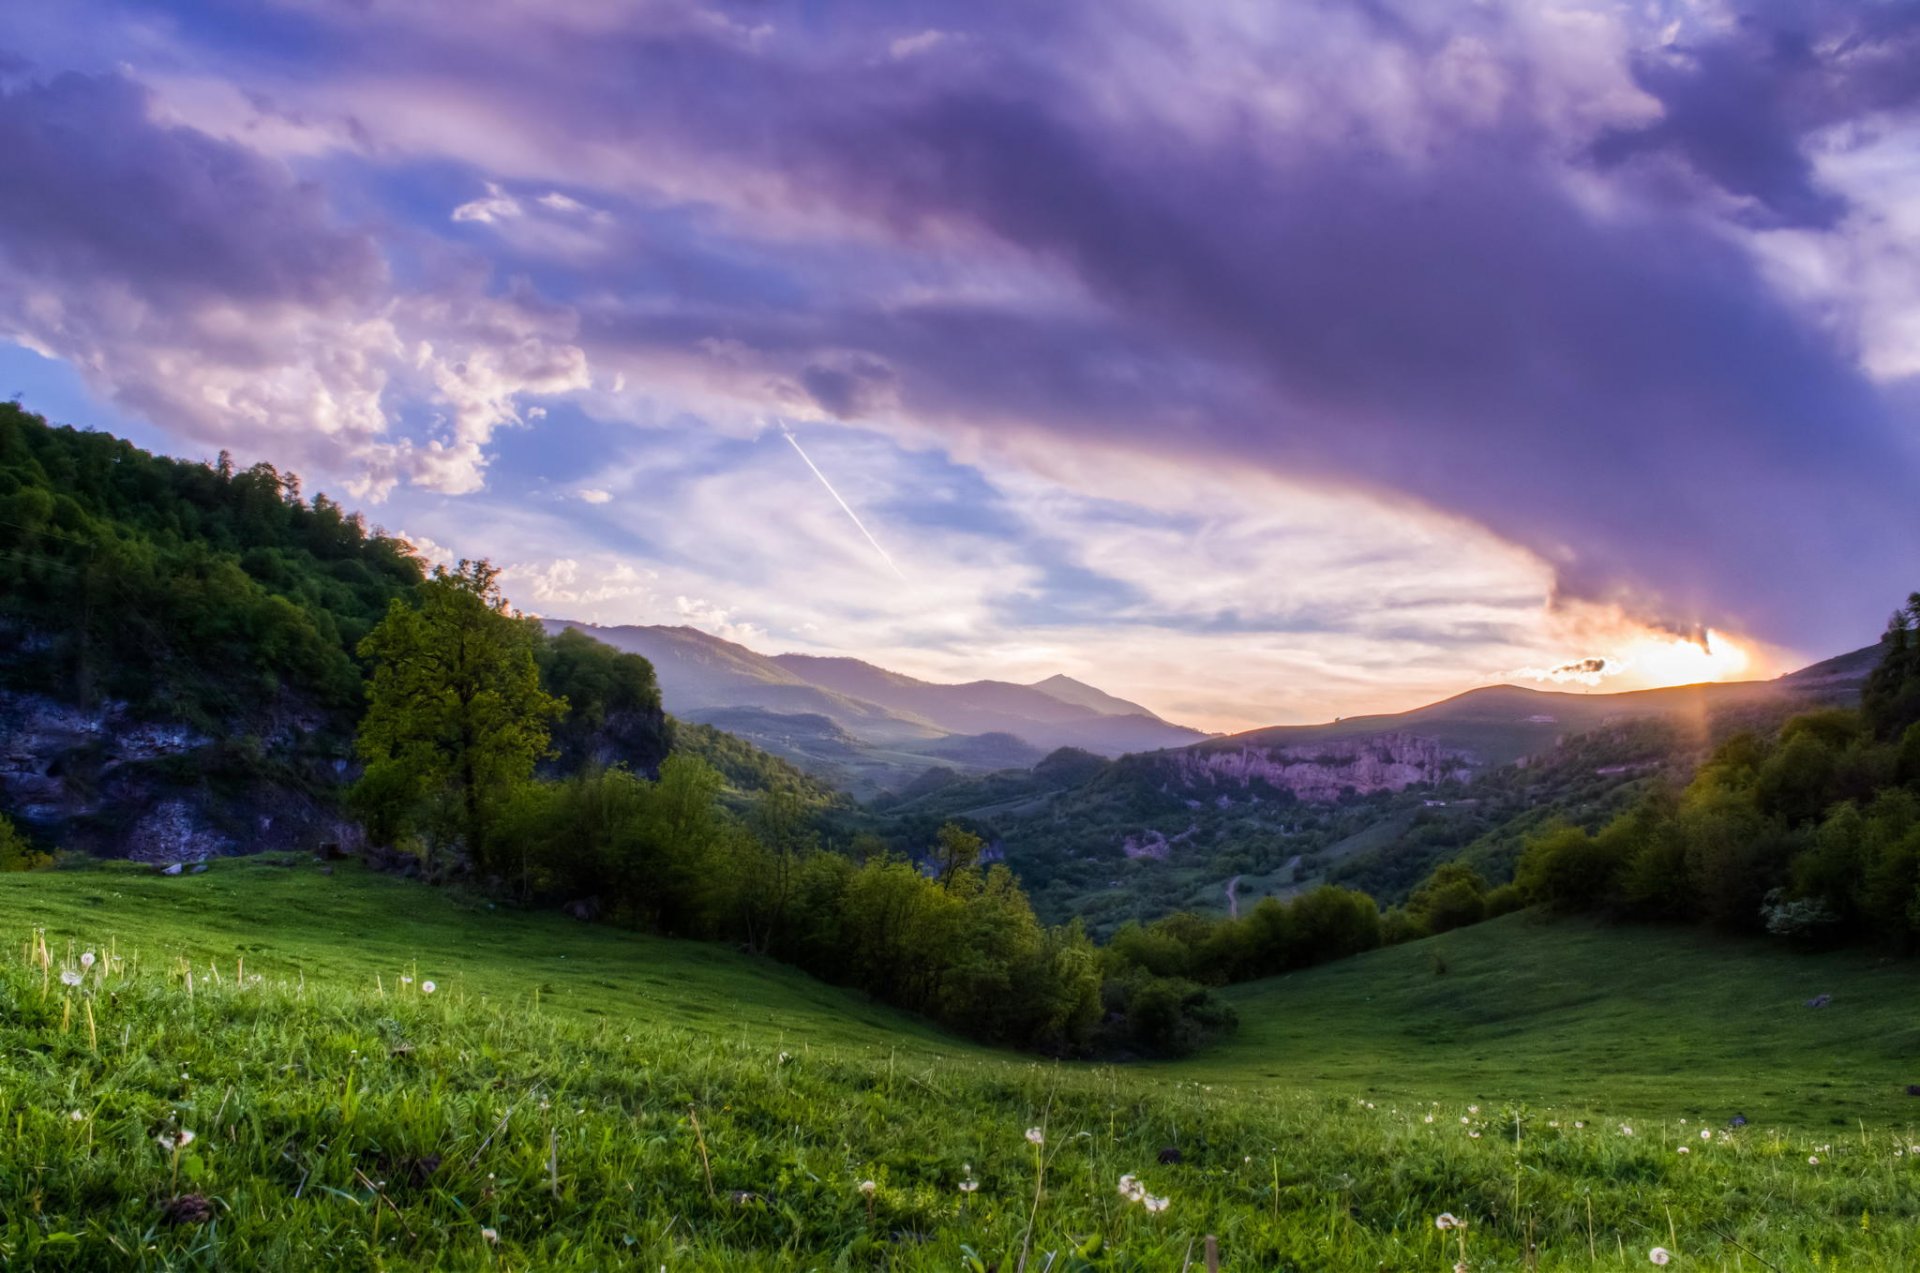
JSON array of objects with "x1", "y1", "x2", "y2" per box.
[{"x1": 0, "y1": 815, "x2": 50, "y2": 872}]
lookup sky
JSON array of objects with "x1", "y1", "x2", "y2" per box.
[{"x1": 1, "y1": 0, "x2": 1916, "y2": 733}]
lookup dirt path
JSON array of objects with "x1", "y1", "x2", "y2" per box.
[{"x1": 1225, "y1": 874, "x2": 1242, "y2": 919}]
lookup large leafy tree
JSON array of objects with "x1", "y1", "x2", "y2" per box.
[
  {"x1": 1864, "y1": 593, "x2": 1920, "y2": 741},
  {"x1": 353, "y1": 560, "x2": 564, "y2": 869}
]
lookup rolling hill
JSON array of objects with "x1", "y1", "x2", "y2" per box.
[
  {"x1": 545, "y1": 619, "x2": 1207, "y2": 795},
  {"x1": 3, "y1": 857, "x2": 1915, "y2": 1266}
]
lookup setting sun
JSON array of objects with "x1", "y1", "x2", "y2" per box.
[{"x1": 1618, "y1": 629, "x2": 1754, "y2": 687}]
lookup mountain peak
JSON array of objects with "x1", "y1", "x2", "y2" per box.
[{"x1": 1027, "y1": 673, "x2": 1164, "y2": 720}]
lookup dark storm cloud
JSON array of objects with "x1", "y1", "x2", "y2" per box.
[
  {"x1": 0, "y1": 69, "x2": 384, "y2": 309},
  {"x1": 4, "y1": 0, "x2": 1917, "y2": 653}
]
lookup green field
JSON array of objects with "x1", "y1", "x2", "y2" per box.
[{"x1": 3, "y1": 857, "x2": 1919, "y2": 1268}]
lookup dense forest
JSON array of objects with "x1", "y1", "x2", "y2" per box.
[{"x1": 0, "y1": 401, "x2": 424, "y2": 727}]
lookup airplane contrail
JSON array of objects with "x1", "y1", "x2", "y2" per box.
[{"x1": 780, "y1": 426, "x2": 907, "y2": 580}]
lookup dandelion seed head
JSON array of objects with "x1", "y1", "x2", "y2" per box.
[
  {"x1": 1677, "y1": 1146, "x2": 1690, "y2": 1154},
  {"x1": 60, "y1": 969, "x2": 81, "y2": 986},
  {"x1": 959, "y1": 1179, "x2": 978, "y2": 1194},
  {"x1": 859, "y1": 1179, "x2": 876, "y2": 1196},
  {"x1": 1435, "y1": 1213, "x2": 1458, "y2": 1230},
  {"x1": 481, "y1": 1227, "x2": 499, "y2": 1245},
  {"x1": 80, "y1": 951, "x2": 96, "y2": 968},
  {"x1": 1649, "y1": 1248, "x2": 1671, "y2": 1266},
  {"x1": 1700, "y1": 1128, "x2": 1711, "y2": 1140},
  {"x1": 1144, "y1": 1194, "x2": 1169, "y2": 1213},
  {"x1": 68, "y1": 1110, "x2": 84, "y2": 1122},
  {"x1": 422, "y1": 981, "x2": 436, "y2": 994},
  {"x1": 1809, "y1": 1155, "x2": 1820, "y2": 1165},
  {"x1": 1024, "y1": 1127, "x2": 1044, "y2": 1146}
]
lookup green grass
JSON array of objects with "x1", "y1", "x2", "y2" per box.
[
  {"x1": 3, "y1": 858, "x2": 1920, "y2": 1268},
  {"x1": 1200, "y1": 911, "x2": 1920, "y2": 1127},
  {"x1": 0, "y1": 856, "x2": 959, "y2": 1057}
]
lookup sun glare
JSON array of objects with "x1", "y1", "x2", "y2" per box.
[{"x1": 1619, "y1": 629, "x2": 1753, "y2": 688}]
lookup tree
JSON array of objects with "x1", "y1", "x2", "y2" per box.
[
  {"x1": 1864, "y1": 594, "x2": 1920, "y2": 741},
  {"x1": 353, "y1": 560, "x2": 564, "y2": 871},
  {"x1": 928, "y1": 821, "x2": 984, "y2": 888},
  {"x1": 1405, "y1": 862, "x2": 1489, "y2": 934}
]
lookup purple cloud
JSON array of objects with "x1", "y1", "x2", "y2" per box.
[{"x1": 1, "y1": 0, "x2": 1917, "y2": 661}]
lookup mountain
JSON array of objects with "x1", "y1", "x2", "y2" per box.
[
  {"x1": 856, "y1": 643, "x2": 1890, "y2": 932},
  {"x1": 545, "y1": 619, "x2": 1207, "y2": 795},
  {"x1": 544, "y1": 623, "x2": 943, "y2": 743},
  {"x1": 768, "y1": 653, "x2": 1207, "y2": 752}
]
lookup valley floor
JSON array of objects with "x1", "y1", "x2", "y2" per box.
[{"x1": 2, "y1": 857, "x2": 1917, "y2": 1268}]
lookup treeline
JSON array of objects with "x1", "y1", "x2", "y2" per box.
[
  {"x1": 1098, "y1": 864, "x2": 1524, "y2": 997},
  {"x1": 0, "y1": 402, "x2": 423, "y2": 726},
  {"x1": 1516, "y1": 598, "x2": 1920, "y2": 945},
  {"x1": 350, "y1": 563, "x2": 1231, "y2": 1056}
]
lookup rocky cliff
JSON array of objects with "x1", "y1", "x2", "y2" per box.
[
  {"x1": 0, "y1": 689, "x2": 359, "y2": 864},
  {"x1": 1156, "y1": 733, "x2": 1473, "y2": 804}
]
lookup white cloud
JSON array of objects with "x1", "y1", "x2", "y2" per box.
[
  {"x1": 889, "y1": 30, "x2": 952, "y2": 60},
  {"x1": 452, "y1": 182, "x2": 521, "y2": 224},
  {"x1": 574, "y1": 487, "x2": 613, "y2": 504}
]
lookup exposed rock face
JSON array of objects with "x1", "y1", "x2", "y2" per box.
[
  {"x1": 1158, "y1": 733, "x2": 1472, "y2": 804},
  {"x1": 0, "y1": 690, "x2": 359, "y2": 861}
]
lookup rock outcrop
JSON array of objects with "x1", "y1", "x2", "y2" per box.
[
  {"x1": 1156, "y1": 733, "x2": 1472, "y2": 804},
  {"x1": 0, "y1": 690, "x2": 359, "y2": 862}
]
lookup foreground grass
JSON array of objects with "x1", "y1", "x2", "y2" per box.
[{"x1": 3, "y1": 858, "x2": 1920, "y2": 1268}]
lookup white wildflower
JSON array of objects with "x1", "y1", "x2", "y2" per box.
[
  {"x1": 1809, "y1": 1155, "x2": 1820, "y2": 1165},
  {"x1": 859, "y1": 1180, "x2": 876, "y2": 1196},
  {"x1": 68, "y1": 1110, "x2": 84, "y2": 1122},
  {"x1": 1620, "y1": 1124, "x2": 1634, "y2": 1136},
  {"x1": 481, "y1": 1227, "x2": 499, "y2": 1245},
  {"x1": 1024, "y1": 1127, "x2": 1044, "y2": 1146},
  {"x1": 959, "y1": 1179, "x2": 978, "y2": 1194},
  {"x1": 1467, "y1": 1105, "x2": 1479, "y2": 1114},
  {"x1": 1144, "y1": 1194, "x2": 1169, "y2": 1214},
  {"x1": 1677, "y1": 1146, "x2": 1690, "y2": 1154},
  {"x1": 1435, "y1": 1213, "x2": 1459, "y2": 1231}
]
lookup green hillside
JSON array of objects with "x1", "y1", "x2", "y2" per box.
[
  {"x1": 1199, "y1": 910, "x2": 1920, "y2": 1126},
  {"x1": 3, "y1": 860, "x2": 1918, "y2": 1267}
]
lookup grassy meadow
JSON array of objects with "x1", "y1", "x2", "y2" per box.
[{"x1": 3, "y1": 856, "x2": 1919, "y2": 1269}]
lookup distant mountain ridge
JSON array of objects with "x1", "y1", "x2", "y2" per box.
[
  {"x1": 542, "y1": 620, "x2": 1209, "y2": 794},
  {"x1": 1206, "y1": 644, "x2": 1888, "y2": 774}
]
